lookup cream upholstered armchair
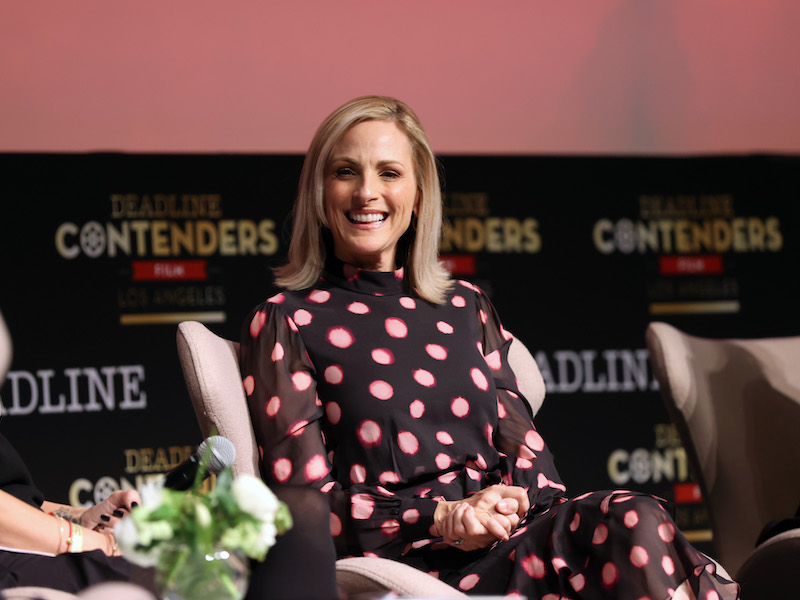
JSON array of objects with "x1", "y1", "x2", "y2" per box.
[
  {"x1": 175, "y1": 320, "x2": 546, "y2": 598},
  {"x1": 646, "y1": 322, "x2": 800, "y2": 599}
]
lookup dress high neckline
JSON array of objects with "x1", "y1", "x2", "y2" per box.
[{"x1": 321, "y1": 257, "x2": 407, "y2": 296}]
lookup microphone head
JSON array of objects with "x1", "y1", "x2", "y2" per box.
[{"x1": 198, "y1": 435, "x2": 236, "y2": 474}]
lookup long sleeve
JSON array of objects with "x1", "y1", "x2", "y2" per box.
[
  {"x1": 239, "y1": 298, "x2": 440, "y2": 559},
  {"x1": 472, "y1": 289, "x2": 566, "y2": 510},
  {"x1": 0, "y1": 433, "x2": 44, "y2": 508}
]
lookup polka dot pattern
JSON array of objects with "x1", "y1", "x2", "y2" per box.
[
  {"x1": 238, "y1": 263, "x2": 738, "y2": 600},
  {"x1": 409, "y1": 399, "x2": 425, "y2": 418},
  {"x1": 397, "y1": 431, "x2": 419, "y2": 455},
  {"x1": 451, "y1": 397, "x2": 470, "y2": 417},
  {"x1": 371, "y1": 348, "x2": 395, "y2": 365},
  {"x1": 327, "y1": 327, "x2": 354, "y2": 348},
  {"x1": 369, "y1": 380, "x2": 394, "y2": 400},
  {"x1": 324, "y1": 365, "x2": 344, "y2": 384}
]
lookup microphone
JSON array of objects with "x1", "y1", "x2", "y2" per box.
[{"x1": 163, "y1": 435, "x2": 236, "y2": 490}]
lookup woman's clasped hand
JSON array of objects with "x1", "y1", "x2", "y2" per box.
[{"x1": 434, "y1": 485, "x2": 529, "y2": 551}]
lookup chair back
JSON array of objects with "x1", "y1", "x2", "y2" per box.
[
  {"x1": 508, "y1": 335, "x2": 546, "y2": 417},
  {"x1": 176, "y1": 321, "x2": 259, "y2": 478},
  {"x1": 1, "y1": 309, "x2": 12, "y2": 387},
  {"x1": 646, "y1": 321, "x2": 800, "y2": 575}
]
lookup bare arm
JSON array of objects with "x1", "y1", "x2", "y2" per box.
[
  {"x1": 1, "y1": 490, "x2": 120, "y2": 556},
  {"x1": 41, "y1": 490, "x2": 140, "y2": 531}
]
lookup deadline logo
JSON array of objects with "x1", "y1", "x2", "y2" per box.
[
  {"x1": 54, "y1": 194, "x2": 279, "y2": 259},
  {"x1": 592, "y1": 194, "x2": 783, "y2": 255}
]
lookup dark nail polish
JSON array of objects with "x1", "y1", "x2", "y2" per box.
[
  {"x1": 100, "y1": 515, "x2": 110, "y2": 522},
  {"x1": 131, "y1": 502, "x2": 139, "y2": 508},
  {"x1": 112, "y1": 510, "x2": 123, "y2": 517}
]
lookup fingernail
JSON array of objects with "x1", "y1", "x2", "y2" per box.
[
  {"x1": 497, "y1": 500, "x2": 508, "y2": 511},
  {"x1": 112, "y1": 510, "x2": 123, "y2": 517},
  {"x1": 131, "y1": 502, "x2": 139, "y2": 508},
  {"x1": 100, "y1": 515, "x2": 110, "y2": 522}
]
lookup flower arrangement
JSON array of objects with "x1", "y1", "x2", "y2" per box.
[{"x1": 115, "y1": 465, "x2": 292, "y2": 599}]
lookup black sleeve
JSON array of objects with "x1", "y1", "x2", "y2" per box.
[{"x1": 0, "y1": 432, "x2": 45, "y2": 509}]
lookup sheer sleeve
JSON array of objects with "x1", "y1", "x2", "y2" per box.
[
  {"x1": 239, "y1": 297, "x2": 439, "y2": 558},
  {"x1": 472, "y1": 288, "x2": 567, "y2": 509}
]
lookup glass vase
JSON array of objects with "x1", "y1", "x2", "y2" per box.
[{"x1": 158, "y1": 546, "x2": 250, "y2": 600}]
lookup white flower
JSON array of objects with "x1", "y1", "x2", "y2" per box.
[
  {"x1": 195, "y1": 501, "x2": 212, "y2": 528},
  {"x1": 231, "y1": 475, "x2": 278, "y2": 520},
  {"x1": 139, "y1": 478, "x2": 165, "y2": 509},
  {"x1": 115, "y1": 517, "x2": 162, "y2": 568},
  {"x1": 114, "y1": 515, "x2": 139, "y2": 551},
  {"x1": 257, "y1": 521, "x2": 277, "y2": 550}
]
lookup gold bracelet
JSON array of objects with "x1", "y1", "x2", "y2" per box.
[
  {"x1": 52, "y1": 514, "x2": 66, "y2": 554},
  {"x1": 67, "y1": 522, "x2": 84, "y2": 553}
]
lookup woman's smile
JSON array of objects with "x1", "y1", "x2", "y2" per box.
[
  {"x1": 324, "y1": 119, "x2": 419, "y2": 271},
  {"x1": 346, "y1": 210, "x2": 388, "y2": 226}
]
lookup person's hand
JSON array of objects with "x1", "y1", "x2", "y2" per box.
[
  {"x1": 82, "y1": 527, "x2": 122, "y2": 556},
  {"x1": 81, "y1": 490, "x2": 141, "y2": 531},
  {"x1": 433, "y1": 485, "x2": 530, "y2": 551}
]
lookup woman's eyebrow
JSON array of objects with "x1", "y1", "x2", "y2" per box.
[{"x1": 328, "y1": 157, "x2": 407, "y2": 169}]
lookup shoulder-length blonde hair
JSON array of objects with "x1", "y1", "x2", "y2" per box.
[{"x1": 274, "y1": 95, "x2": 452, "y2": 304}]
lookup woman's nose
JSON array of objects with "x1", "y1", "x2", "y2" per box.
[{"x1": 354, "y1": 173, "x2": 378, "y2": 203}]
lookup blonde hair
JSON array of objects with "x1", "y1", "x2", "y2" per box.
[{"x1": 274, "y1": 95, "x2": 452, "y2": 304}]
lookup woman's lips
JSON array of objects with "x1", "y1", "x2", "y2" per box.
[{"x1": 346, "y1": 211, "x2": 387, "y2": 224}]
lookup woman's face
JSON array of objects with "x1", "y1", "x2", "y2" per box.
[{"x1": 323, "y1": 119, "x2": 419, "y2": 271}]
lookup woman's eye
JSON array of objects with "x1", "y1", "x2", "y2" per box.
[
  {"x1": 381, "y1": 170, "x2": 400, "y2": 179},
  {"x1": 335, "y1": 167, "x2": 356, "y2": 177}
]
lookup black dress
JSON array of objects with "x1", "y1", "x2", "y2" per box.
[
  {"x1": 239, "y1": 260, "x2": 739, "y2": 599},
  {"x1": 0, "y1": 432, "x2": 135, "y2": 593}
]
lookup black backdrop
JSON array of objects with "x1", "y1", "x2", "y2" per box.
[{"x1": 2, "y1": 153, "x2": 798, "y2": 556}]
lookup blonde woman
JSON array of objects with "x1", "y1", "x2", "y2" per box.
[{"x1": 239, "y1": 96, "x2": 739, "y2": 599}]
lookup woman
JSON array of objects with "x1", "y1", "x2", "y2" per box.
[
  {"x1": 239, "y1": 96, "x2": 739, "y2": 599},
  {"x1": 0, "y1": 430, "x2": 142, "y2": 592},
  {"x1": 0, "y1": 311, "x2": 149, "y2": 593}
]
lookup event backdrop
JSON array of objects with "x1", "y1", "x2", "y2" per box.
[{"x1": 2, "y1": 153, "x2": 798, "y2": 556}]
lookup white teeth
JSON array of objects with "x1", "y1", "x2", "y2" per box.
[{"x1": 348, "y1": 213, "x2": 386, "y2": 223}]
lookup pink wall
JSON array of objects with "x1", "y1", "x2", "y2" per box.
[{"x1": 2, "y1": 0, "x2": 799, "y2": 154}]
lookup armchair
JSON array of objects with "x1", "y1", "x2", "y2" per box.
[
  {"x1": 175, "y1": 319, "x2": 545, "y2": 598},
  {"x1": 646, "y1": 321, "x2": 800, "y2": 598}
]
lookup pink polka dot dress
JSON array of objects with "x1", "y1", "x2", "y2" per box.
[{"x1": 239, "y1": 260, "x2": 739, "y2": 599}]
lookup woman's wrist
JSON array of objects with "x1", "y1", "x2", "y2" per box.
[
  {"x1": 81, "y1": 528, "x2": 119, "y2": 556},
  {"x1": 52, "y1": 514, "x2": 67, "y2": 554},
  {"x1": 433, "y1": 500, "x2": 455, "y2": 537}
]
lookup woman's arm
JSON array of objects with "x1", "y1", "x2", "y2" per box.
[
  {"x1": 41, "y1": 489, "x2": 140, "y2": 531},
  {"x1": 473, "y1": 287, "x2": 566, "y2": 502},
  {"x1": 1, "y1": 490, "x2": 119, "y2": 556},
  {"x1": 240, "y1": 301, "x2": 440, "y2": 559}
]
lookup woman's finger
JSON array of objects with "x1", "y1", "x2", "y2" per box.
[
  {"x1": 463, "y1": 505, "x2": 505, "y2": 541},
  {"x1": 488, "y1": 512, "x2": 514, "y2": 535},
  {"x1": 495, "y1": 497, "x2": 518, "y2": 515},
  {"x1": 497, "y1": 486, "x2": 530, "y2": 516},
  {"x1": 443, "y1": 503, "x2": 467, "y2": 543}
]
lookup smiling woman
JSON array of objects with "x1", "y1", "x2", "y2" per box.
[
  {"x1": 238, "y1": 96, "x2": 740, "y2": 600},
  {"x1": 273, "y1": 95, "x2": 451, "y2": 305},
  {"x1": 323, "y1": 120, "x2": 419, "y2": 272}
]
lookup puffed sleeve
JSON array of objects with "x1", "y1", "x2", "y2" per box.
[
  {"x1": 239, "y1": 297, "x2": 439, "y2": 559},
  {"x1": 472, "y1": 288, "x2": 567, "y2": 509}
]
